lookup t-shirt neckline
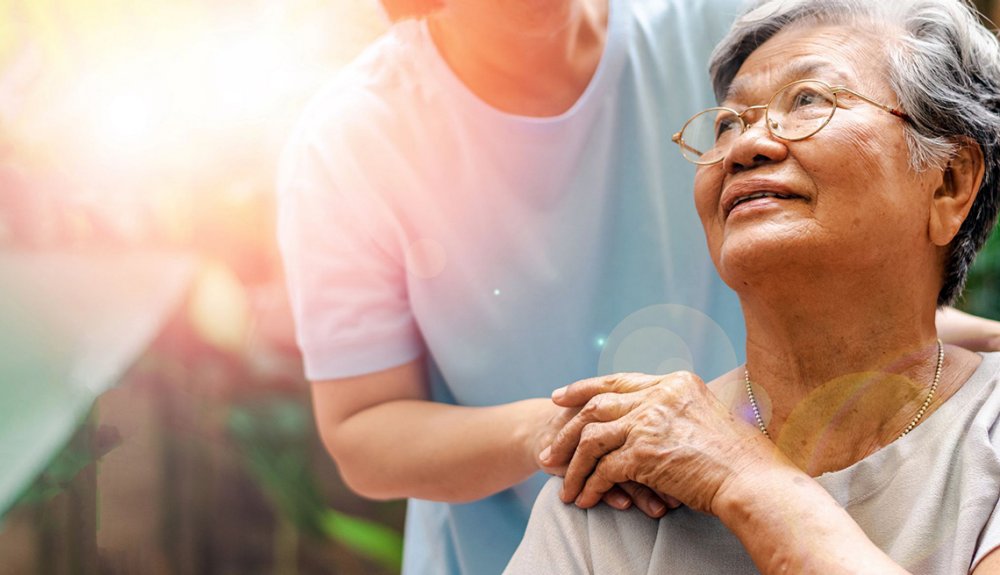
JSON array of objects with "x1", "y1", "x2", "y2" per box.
[
  {"x1": 815, "y1": 352, "x2": 1000, "y2": 504},
  {"x1": 417, "y1": 0, "x2": 628, "y2": 127}
]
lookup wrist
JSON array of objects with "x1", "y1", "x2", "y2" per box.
[
  {"x1": 712, "y1": 462, "x2": 905, "y2": 574},
  {"x1": 711, "y1": 449, "x2": 805, "y2": 522},
  {"x1": 510, "y1": 398, "x2": 559, "y2": 473}
]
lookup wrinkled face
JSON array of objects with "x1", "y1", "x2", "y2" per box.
[{"x1": 695, "y1": 23, "x2": 943, "y2": 291}]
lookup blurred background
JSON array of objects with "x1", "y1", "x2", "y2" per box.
[{"x1": 0, "y1": 1, "x2": 997, "y2": 574}]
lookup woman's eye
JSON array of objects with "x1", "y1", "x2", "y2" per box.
[
  {"x1": 790, "y1": 89, "x2": 828, "y2": 109},
  {"x1": 715, "y1": 117, "x2": 739, "y2": 140}
]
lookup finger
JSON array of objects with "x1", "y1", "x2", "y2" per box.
[
  {"x1": 650, "y1": 488, "x2": 683, "y2": 510},
  {"x1": 544, "y1": 393, "x2": 637, "y2": 466},
  {"x1": 535, "y1": 405, "x2": 582, "y2": 467},
  {"x1": 664, "y1": 495, "x2": 683, "y2": 510},
  {"x1": 538, "y1": 462, "x2": 567, "y2": 477},
  {"x1": 601, "y1": 485, "x2": 632, "y2": 510},
  {"x1": 619, "y1": 481, "x2": 667, "y2": 518},
  {"x1": 560, "y1": 421, "x2": 628, "y2": 504},
  {"x1": 575, "y1": 451, "x2": 628, "y2": 509},
  {"x1": 551, "y1": 373, "x2": 660, "y2": 407}
]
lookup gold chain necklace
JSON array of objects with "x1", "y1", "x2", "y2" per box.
[{"x1": 744, "y1": 339, "x2": 945, "y2": 440}]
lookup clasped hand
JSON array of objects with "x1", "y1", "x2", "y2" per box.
[{"x1": 539, "y1": 371, "x2": 773, "y2": 516}]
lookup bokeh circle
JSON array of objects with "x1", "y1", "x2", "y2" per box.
[{"x1": 597, "y1": 304, "x2": 740, "y2": 381}]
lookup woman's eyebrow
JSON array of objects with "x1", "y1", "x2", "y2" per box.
[{"x1": 724, "y1": 59, "x2": 848, "y2": 103}]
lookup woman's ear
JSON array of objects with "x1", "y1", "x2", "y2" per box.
[{"x1": 929, "y1": 138, "x2": 985, "y2": 246}]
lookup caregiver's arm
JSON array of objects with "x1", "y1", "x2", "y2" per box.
[
  {"x1": 973, "y1": 549, "x2": 1000, "y2": 574},
  {"x1": 937, "y1": 306, "x2": 1000, "y2": 352},
  {"x1": 311, "y1": 358, "x2": 572, "y2": 502}
]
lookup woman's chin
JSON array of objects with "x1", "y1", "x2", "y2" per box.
[{"x1": 714, "y1": 228, "x2": 820, "y2": 290}]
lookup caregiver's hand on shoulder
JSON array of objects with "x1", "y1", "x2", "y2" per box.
[
  {"x1": 528, "y1": 397, "x2": 669, "y2": 517},
  {"x1": 527, "y1": 398, "x2": 581, "y2": 477},
  {"x1": 539, "y1": 372, "x2": 662, "y2": 468},
  {"x1": 541, "y1": 371, "x2": 775, "y2": 515}
]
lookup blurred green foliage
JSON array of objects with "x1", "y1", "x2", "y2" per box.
[
  {"x1": 963, "y1": 224, "x2": 1000, "y2": 320},
  {"x1": 13, "y1": 443, "x2": 97, "y2": 509},
  {"x1": 227, "y1": 401, "x2": 404, "y2": 573},
  {"x1": 11, "y1": 421, "x2": 119, "y2": 511}
]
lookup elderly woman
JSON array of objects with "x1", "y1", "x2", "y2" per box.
[{"x1": 504, "y1": 0, "x2": 1000, "y2": 573}]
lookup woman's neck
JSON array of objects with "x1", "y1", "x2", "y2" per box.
[
  {"x1": 427, "y1": 0, "x2": 608, "y2": 116},
  {"x1": 743, "y1": 295, "x2": 935, "y2": 392},
  {"x1": 734, "y1": 276, "x2": 977, "y2": 475}
]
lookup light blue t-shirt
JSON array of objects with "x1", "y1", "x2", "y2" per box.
[{"x1": 277, "y1": 1, "x2": 748, "y2": 573}]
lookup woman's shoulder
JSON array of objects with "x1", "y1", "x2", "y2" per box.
[
  {"x1": 506, "y1": 477, "x2": 658, "y2": 574},
  {"x1": 970, "y1": 352, "x2": 1000, "y2": 432},
  {"x1": 526, "y1": 477, "x2": 642, "y2": 543}
]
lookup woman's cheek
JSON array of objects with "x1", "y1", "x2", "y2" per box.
[
  {"x1": 822, "y1": 121, "x2": 889, "y2": 184},
  {"x1": 693, "y1": 168, "x2": 721, "y2": 223}
]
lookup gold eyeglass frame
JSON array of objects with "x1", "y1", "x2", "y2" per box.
[{"x1": 671, "y1": 78, "x2": 911, "y2": 165}]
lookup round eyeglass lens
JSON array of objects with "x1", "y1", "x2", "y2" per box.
[
  {"x1": 677, "y1": 107, "x2": 741, "y2": 164},
  {"x1": 766, "y1": 80, "x2": 837, "y2": 140}
]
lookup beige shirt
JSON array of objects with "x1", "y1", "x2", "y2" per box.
[{"x1": 506, "y1": 353, "x2": 1000, "y2": 574}]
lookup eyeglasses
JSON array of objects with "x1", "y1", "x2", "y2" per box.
[{"x1": 671, "y1": 79, "x2": 910, "y2": 165}]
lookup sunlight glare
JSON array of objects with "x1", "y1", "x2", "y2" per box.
[{"x1": 102, "y1": 92, "x2": 158, "y2": 155}]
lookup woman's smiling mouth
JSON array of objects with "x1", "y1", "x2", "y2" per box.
[{"x1": 721, "y1": 180, "x2": 807, "y2": 218}]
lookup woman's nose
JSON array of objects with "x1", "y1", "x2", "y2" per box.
[{"x1": 723, "y1": 122, "x2": 789, "y2": 173}]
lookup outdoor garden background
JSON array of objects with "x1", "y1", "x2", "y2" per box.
[{"x1": 0, "y1": 1, "x2": 998, "y2": 574}]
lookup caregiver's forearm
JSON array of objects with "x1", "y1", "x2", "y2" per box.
[
  {"x1": 937, "y1": 306, "x2": 1000, "y2": 352},
  {"x1": 714, "y1": 465, "x2": 910, "y2": 575},
  {"x1": 323, "y1": 397, "x2": 558, "y2": 502}
]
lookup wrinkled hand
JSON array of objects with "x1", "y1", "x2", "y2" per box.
[
  {"x1": 540, "y1": 371, "x2": 773, "y2": 515},
  {"x1": 532, "y1": 397, "x2": 672, "y2": 517}
]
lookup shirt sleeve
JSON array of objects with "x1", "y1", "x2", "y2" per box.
[
  {"x1": 504, "y1": 477, "x2": 659, "y2": 575},
  {"x1": 503, "y1": 478, "x2": 596, "y2": 574},
  {"x1": 276, "y1": 99, "x2": 424, "y2": 381},
  {"x1": 974, "y1": 510, "x2": 1000, "y2": 571},
  {"x1": 970, "y1": 356, "x2": 1000, "y2": 570}
]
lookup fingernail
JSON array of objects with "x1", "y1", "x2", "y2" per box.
[
  {"x1": 611, "y1": 493, "x2": 630, "y2": 509},
  {"x1": 538, "y1": 446, "x2": 551, "y2": 462},
  {"x1": 650, "y1": 501, "x2": 666, "y2": 516},
  {"x1": 551, "y1": 386, "x2": 567, "y2": 400}
]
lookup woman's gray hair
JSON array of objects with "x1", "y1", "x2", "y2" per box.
[{"x1": 710, "y1": 0, "x2": 1000, "y2": 306}]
